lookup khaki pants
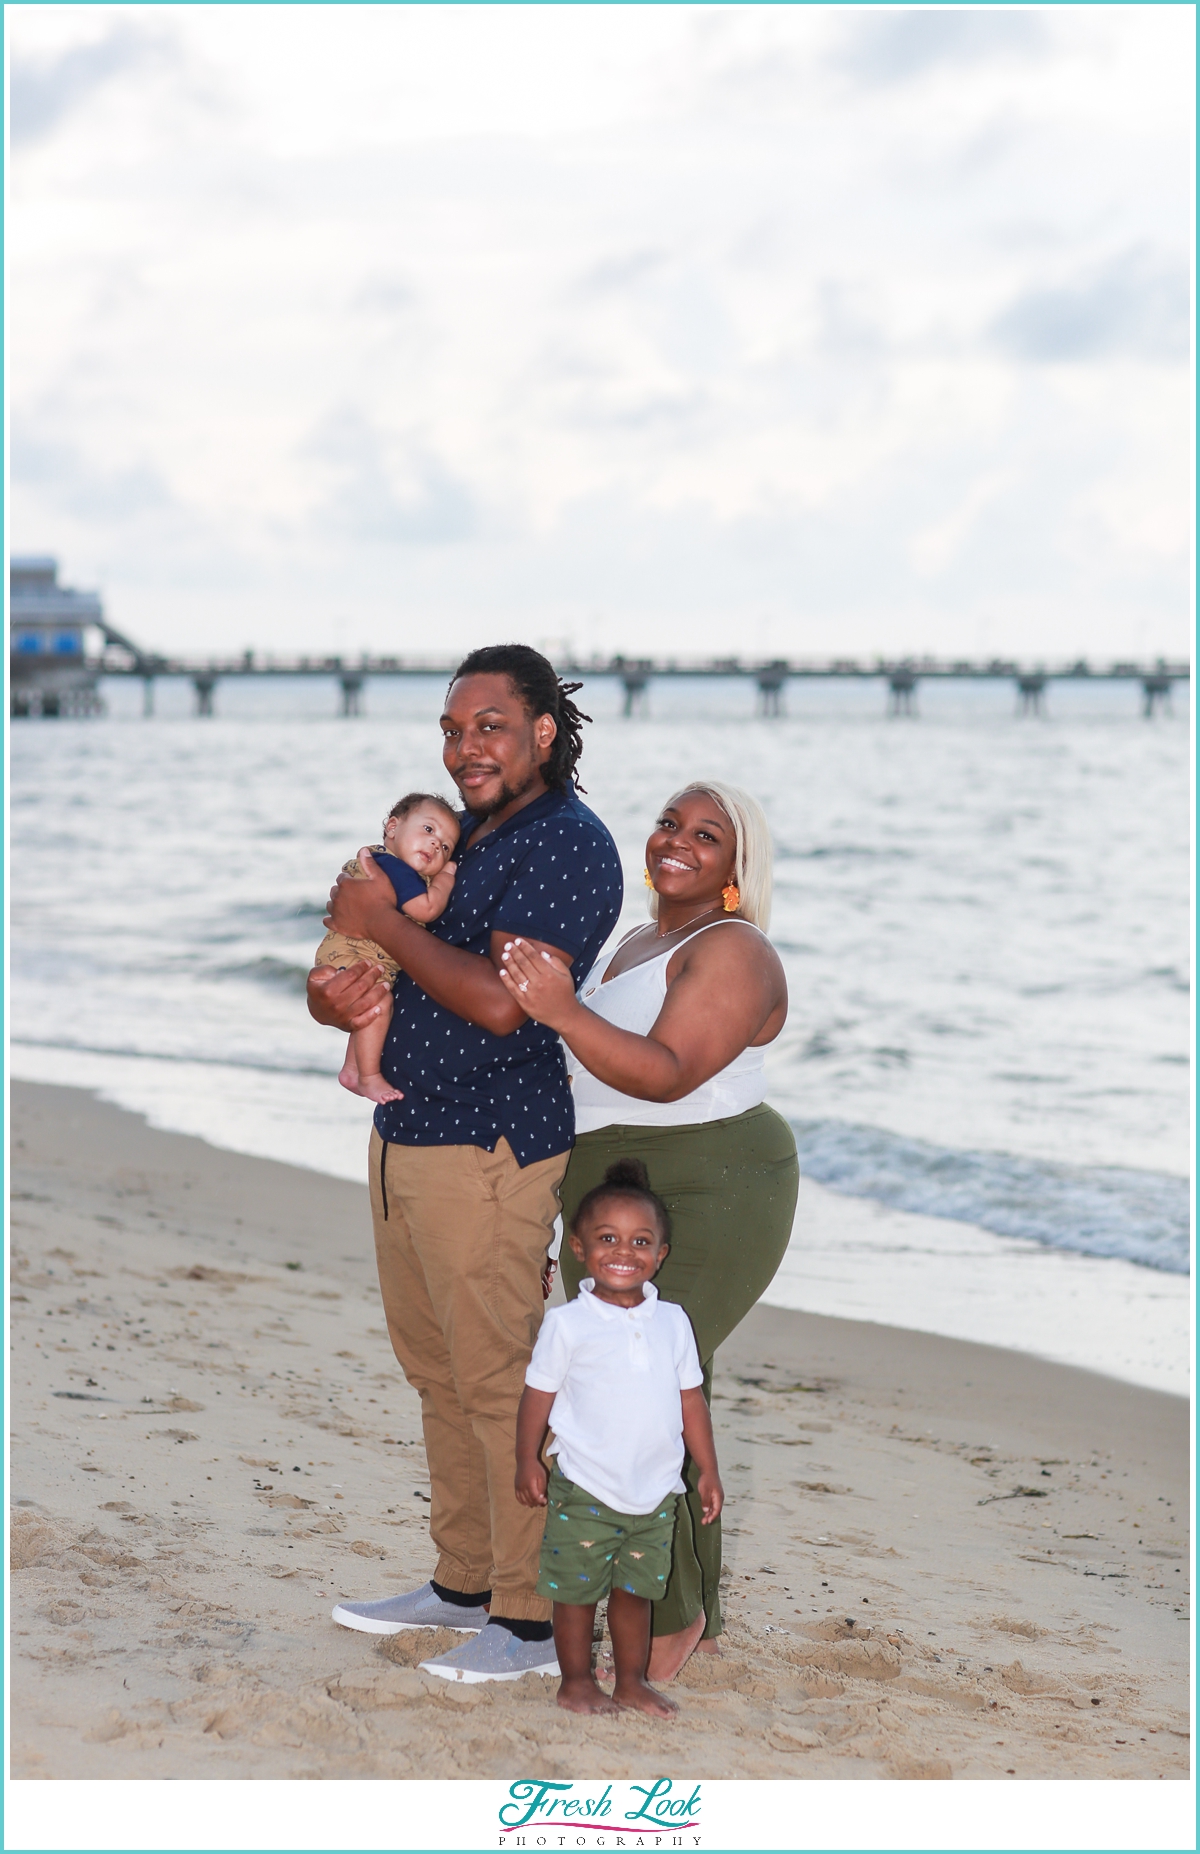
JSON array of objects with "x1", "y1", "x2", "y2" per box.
[{"x1": 368, "y1": 1129, "x2": 568, "y2": 1622}]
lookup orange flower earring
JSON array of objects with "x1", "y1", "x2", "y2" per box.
[
  {"x1": 722, "y1": 883, "x2": 741, "y2": 912},
  {"x1": 644, "y1": 867, "x2": 654, "y2": 888}
]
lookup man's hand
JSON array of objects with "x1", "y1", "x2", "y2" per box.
[
  {"x1": 307, "y1": 960, "x2": 393, "y2": 1031},
  {"x1": 325, "y1": 847, "x2": 398, "y2": 941}
]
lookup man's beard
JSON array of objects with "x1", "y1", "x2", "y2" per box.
[{"x1": 457, "y1": 765, "x2": 540, "y2": 819}]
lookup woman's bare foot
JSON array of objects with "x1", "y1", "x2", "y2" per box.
[
  {"x1": 696, "y1": 1639, "x2": 721, "y2": 1655},
  {"x1": 646, "y1": 1609, "x2": 706, "y2": 1683},
  {"x1": 353, "y1": 1073, "x2": 406, "y2": 1105},
  {"x1": 613, "y1": 1677, "x2": 677, "y2": 1718},
  {"x1": 557, "y1": 1675, "x2": 618, "y2": 1715}
]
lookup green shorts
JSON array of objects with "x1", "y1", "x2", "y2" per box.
[{"x1": 536, "y1": 1464, "x2": 677, "y2": 1605}]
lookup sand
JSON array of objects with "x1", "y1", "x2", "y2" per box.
[{"x1": 9, "y1": 1080, "x2": 1190, "y2": 1781}]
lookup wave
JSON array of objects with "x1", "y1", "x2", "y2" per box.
[
  {"x1": 790, "y1": 1118, "x2": 1191, "y2": 1275},
  {"x1": 10, "y1": 1037, "x2": 338, "y2": 1080},
  {"x1": 215, "y1": 956, "x2": 313, "y2": 995}
]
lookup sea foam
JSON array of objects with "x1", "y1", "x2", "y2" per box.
[{"x1": 791, "y1": 1117, "x2": 1191, "y2": 1275}]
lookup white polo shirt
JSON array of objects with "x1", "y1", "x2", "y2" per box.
[{"x1": 525, "y1": 1278, "x2": 704, "y2": 1516}]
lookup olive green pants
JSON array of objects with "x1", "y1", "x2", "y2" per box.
[{"x1": 559, "y1": 1103, "x2": 800, "y2": 1640}]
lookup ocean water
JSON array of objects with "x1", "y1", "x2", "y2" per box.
[{"x1": 9, "y1": 672, "x2": 1192, "y2": 1385}]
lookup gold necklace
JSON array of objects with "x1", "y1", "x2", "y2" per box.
[{"x1": 652, "y1": 904, "x2": 724, "y2": 941}]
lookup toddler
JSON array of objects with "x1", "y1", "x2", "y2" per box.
[
  {"x1": 314, "y1": 792, "x2": 460, "y2": 1105},
  {"x1": 515, "y1": 1157, "x2": 723, "y2": 1716}
]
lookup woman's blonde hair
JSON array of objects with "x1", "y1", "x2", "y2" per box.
[{"x1": 648, "y1": 780, "x2": 774, "y2": 931}]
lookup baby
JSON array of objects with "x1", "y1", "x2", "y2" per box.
[
  {"x1": 515, "y1": 1158, "x2": 723, "y2": 1717},
  {"x1": 314, "y1": 792, "x2": 460, "y2": 1105}
]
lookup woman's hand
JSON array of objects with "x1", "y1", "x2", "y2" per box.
[{"x1": 498, "y1": 938, "x2": 579, "y2": 1032}]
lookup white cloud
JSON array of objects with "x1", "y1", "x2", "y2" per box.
[{"x1": 8, "y1": 3, "x2": 1193, "y2": 660}]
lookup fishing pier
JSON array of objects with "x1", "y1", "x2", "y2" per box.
[{"x1": 9, "y1": 559, "x2": 1190, "y2": 719}]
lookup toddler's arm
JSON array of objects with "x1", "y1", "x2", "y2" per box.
[
  {"x1": 681, "y1": 1386, "x2": 724, "y2": 1524},
  {"x1": 400, "y1": 862, "x2": 457, "y2": 925},
  {"x1": 514, "y1": 1385, "x2": 556, "y2": 1507}
]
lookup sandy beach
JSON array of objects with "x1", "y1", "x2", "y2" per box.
[{"x1": 9, "y1": 1079, "x2": 1190, "y2": 1781}]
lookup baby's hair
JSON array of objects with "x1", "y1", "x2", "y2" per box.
[
  {"x1": 570, "y1": 1157, "x2": 671, "y2": 1245},
  {"x1": 385, "y1": 792, "x2": 461, "y2": 832}
]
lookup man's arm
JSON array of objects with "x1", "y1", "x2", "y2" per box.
[{"x1": 309, "y1": 848, "x2": 572, "y2": 1036}]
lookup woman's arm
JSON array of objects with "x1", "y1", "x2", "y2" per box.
[{"x1": 498, "y1": 926, "x2": 786, "y2": 1102}]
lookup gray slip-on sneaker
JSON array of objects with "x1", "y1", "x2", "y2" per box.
[
  {"x1": 420, "y1": 1621, "x2": 560, "y2": 1684},
  {"x1": 331, "y1": 1581, "x2": 490, "y2": 1635}
]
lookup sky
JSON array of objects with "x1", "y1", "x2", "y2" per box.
[{"x1": 7, "y1": 3, "x2": 1194, "y2": 664}]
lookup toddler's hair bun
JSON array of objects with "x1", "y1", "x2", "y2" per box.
[
  {"x1": 601, "y1": 1157, "x2": 652, "y2": 1193},
  {"x1": 570, "y1": 1155, "x2": 671, "y2": 1243}
]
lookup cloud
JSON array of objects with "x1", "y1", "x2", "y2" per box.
[
  {"x1": 574, "y1": 248, "x2": 668, "y2": 298},
  {"x1": 992, "y1": 249, "x2": 1190, "y2": 364},
  {"x1": 836, "y1": 10, "x2": 1046, "y2": 85},
  {"x1": 305, "y1": 408, "x2": 476, "y2": 545},
  {"x1": 11, "y1": 422, "x2": 173, "y2": 520},
  {"x1": 9, "y1": 21, "x2": 172, "y2": 146}
]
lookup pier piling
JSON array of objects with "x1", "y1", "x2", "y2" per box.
[
  {"x1": 1142, "y1": 674, "x2": 1173, "y2": 717},
  {"x1": 756, "y1": 662, "x2": 788, "y2": 716},
  {"x1": 1016, "y1": 673, "x2": 1047, "y2": 716},
  {"x1": 887, "y1": 670, "x2": 918, "y2": 716}
]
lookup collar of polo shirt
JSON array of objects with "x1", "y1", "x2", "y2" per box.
[{"x1": 577, "y1": 1277, "x2": 659, "y2": 1319}]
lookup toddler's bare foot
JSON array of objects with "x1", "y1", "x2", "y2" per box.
[
  {"x1": 353, "y1": 1073, "x2": 406, "y2": 1105},
  {"x1": 556, "y1": 1675, "x2": 618, "y2": 1715},
  {"x1": 612, "y1": 1676, "x2": 677, "y2": 1719},
  {"x1": 337, "y1": 1058, "x2": 361, "y2": 1094}
]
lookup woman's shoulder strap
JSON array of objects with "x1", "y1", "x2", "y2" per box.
[{"x1": 678, "y1": 917, "x2": 767, "y2": 949}]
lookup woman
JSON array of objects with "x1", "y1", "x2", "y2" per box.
[{"x1": 498, "y1": 780, "x2": 799, "y2": 1680}]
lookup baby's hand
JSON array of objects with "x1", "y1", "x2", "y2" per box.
[
  {"x1": 425, "y1": 862, "x2": 456, "y2": 916},
  {"x1": 399, "y1": 862, "x2": 457, "y2": 925},
  {"x1": 514, "y1": 1460, "x2": 549, "y2": 1508},
  {"x1": 697, "y1": 1469, "x2": 724, "y2": 1525}
]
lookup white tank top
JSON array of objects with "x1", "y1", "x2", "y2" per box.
[{"x1": 567, "y1": 918, "x2": 769, "y2": 1135}]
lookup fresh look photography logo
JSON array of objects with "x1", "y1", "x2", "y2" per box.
[{"x1": 498, "y1": 1780, "x2": 702, "y2": 1846}]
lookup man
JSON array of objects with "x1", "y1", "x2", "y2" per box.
[{"x1": 307, "y1": 644, "x2": 622, "y2": 1682}]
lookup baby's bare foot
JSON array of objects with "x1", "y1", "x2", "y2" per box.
[
  {"x1": 557, "y1": 1676, "x2": 618, "y2": 1716},
  {"x1": 354, "y1": 1074, "x2": 405, "y2": 1105},
  {"x1": 337, "y1": 1061, "x2": 360, "y2": 1094},
  {"x1": 613, "y1": 1677, "x2": 677, "y2": 1719}
]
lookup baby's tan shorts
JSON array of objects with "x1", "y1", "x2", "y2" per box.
[{"x1": 313, "y1": 853, "x2": 401, "y2": 983}]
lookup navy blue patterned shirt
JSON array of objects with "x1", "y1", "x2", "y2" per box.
[{"x1": 373, "y1": 787, "x2": 623, "y2": 1165}]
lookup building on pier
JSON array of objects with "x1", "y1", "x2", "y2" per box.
[{"x1": 10, "y1": 557, "x2": 106, "y2": 716}]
